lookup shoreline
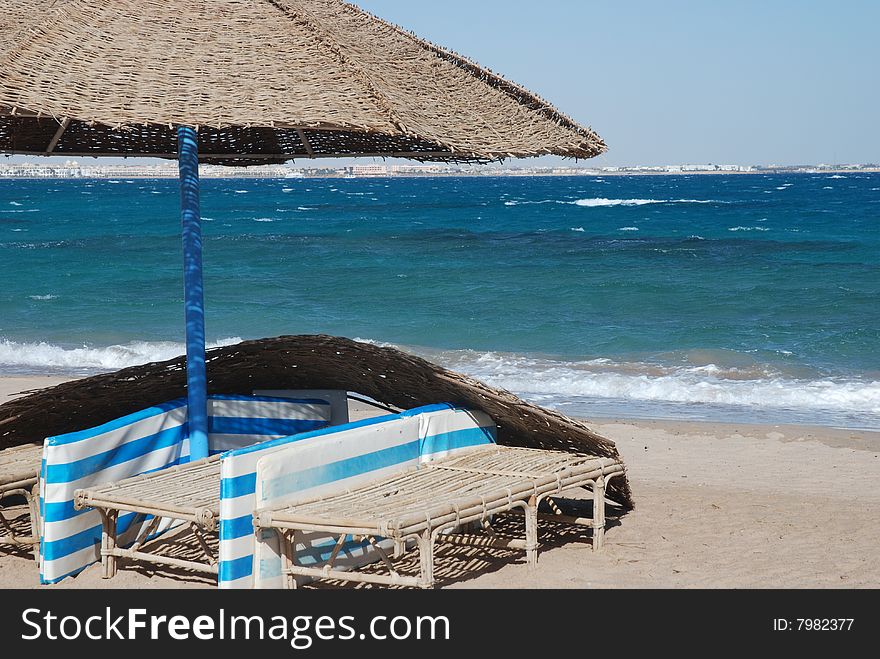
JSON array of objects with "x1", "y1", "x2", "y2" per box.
[
  {"x1": 2, "y1": 168, "x2": 878, "y2": 181},
  {"x1": 1, "y1": 375, "x2": 877, "y2": 447},
  {"x1": 1, "y1": 375, "x2": 878, "y2": 588}
]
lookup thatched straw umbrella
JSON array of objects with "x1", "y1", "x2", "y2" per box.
[{"x1": 0, "y1": 0, "x2": 607, "y2": 459}]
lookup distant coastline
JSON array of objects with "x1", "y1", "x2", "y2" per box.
[{"x1": 1, "y1": 161, "x2": 877, "y2": 180}]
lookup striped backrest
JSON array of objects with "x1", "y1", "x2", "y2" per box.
[
  {"x1": 207, "y1": 395, "x2": 332, "y2": 453},
  {"x1": 217, "y1": 411, "x2": 416, "y2": 588},
  {"x1": 39, "y1": 400, "x2": 189, "y2": 584},
  {"x1": 39, "y1": 394, "x2": 332, "y2": 585},
  {"x1": 245, "y1": 404, "x2": 497, "y2": 589},
  {"x1": 253, "y1": 390, "x2": 350, "y2": 427},
  {"x1": 409, "y1": 404, "x2": 497, "y2": 462}
]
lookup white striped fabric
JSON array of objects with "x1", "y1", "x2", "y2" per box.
[
  {"x1": 250, "y1": 416, "x2": 422, "y2": 589},
  {"x1": 245, "y1": 404, "x2": 498, "y2": 589},
  {"x1": 253, "y1": 390, "x2": 350, "y2": 427},
  {"x1": 217, "y1": 411, "x2": 413, "y2": 588},
  {"x1": 39, "y1": 394, "x2": 332, "y2": 584},
  {"x1": 416, "y1": 406, "x2": 497, "y2": 463}
]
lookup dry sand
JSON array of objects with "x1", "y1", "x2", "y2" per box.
[{"x1": 2, "y1": 375, "x2": 878, "y2": 589}]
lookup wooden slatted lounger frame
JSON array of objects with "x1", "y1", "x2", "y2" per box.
[
  {"x1": 74, "y1": 456, "x2": 221, "y2": 578},
  {"x1": 255, "y1": 446, "x2": 626, "y2": 589},
  {"x1": 0, "y1": 444, "x2": 42, "y2": 560}
]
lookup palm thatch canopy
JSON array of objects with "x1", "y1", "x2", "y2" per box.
[
  {"x1": 0, "y1": 0, "x2": 606, "y2": 165},
  {"x1": 0, "y1": 335, "x2": 633, "y2": 508}
]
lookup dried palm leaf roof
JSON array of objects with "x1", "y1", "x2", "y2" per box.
[
  {"x1": 0, "y1": 335, "x2": 633, "y2": 508},
  {"x1": 0, "y1": 0, "x2": 606, "y2": 165}
]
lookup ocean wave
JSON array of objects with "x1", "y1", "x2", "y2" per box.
[
  {"x1": 0, "y1": 337, "x2": 242, "y2": 373},
  {"x1": 351, "y1": 340, "x2": 880, "y2": 417},
  {"x1": 504, "y1": 198, "x2": 719, "y2": 208},
  {"x1": 618, "y1": 227, "x2": 639, "y2": 231},
  {"x1": 28, "y1": 295, "x2": 58, "y2": 301},
  {"x1": 504, "y1": 199, "x2": 561, "y2": 206},
  {"x1": 572, "y1": 198, "x2": 717, "y2": 207},
  {"x1": 5, "y1": 336, "x2": 878, "y2": 418},
  {"x1": 440, "y1": 350, "x2": 880, "y2": 416},
  {"x1": 728, "y1": 226, "x2": 770, "y2": 232}
]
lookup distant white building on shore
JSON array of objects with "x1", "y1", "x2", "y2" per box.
[{"x1": 350, "y1": 164, "x2": 389, "y2": 177}]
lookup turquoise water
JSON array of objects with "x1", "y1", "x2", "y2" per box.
[{"x1": 1, "y1": 173, "x2": 878, "y2": 428}]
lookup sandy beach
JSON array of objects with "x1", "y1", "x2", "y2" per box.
[{"x1": 1, "y1": 374, "x2": 877, "y2": 590}]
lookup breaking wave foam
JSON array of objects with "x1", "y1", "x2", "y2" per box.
[
  {"x1": 447, "y1": 351, "x2": 880, "y2": 416},
  {"x1": 354, "y1": 338, "x2": 879, "y2": 419},
  {"x1": 0, "y1": 337, "x2": 242, "y2": 373}
]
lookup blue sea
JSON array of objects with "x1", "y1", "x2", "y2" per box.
[{"x1": 1, "y1": 173, "x2": 878, "y2": 428}]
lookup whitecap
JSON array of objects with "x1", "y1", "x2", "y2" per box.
[
  {"x1": 572, "y1": 198, "x2": 717, "y2": 207},
  {"x1": 570, "y1": 227, "x2": 585, "y2": 232},
  {"x1": 28, "y1": 294, "x2": 58, "y2": 301},
  {"x1": 728, "y1": 226, "x2": 770, "y2": 232},
  {"x1": 618, "y1": 227, "x2": 639, "y2": 231}
]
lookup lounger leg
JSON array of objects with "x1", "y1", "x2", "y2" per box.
[
  {"x1": 416, "y1": 531, "x2": 435, "y2": 589},
  {"x1": 525, "y1": 497, "x2": 539, "y2": 567},
  {"x1": 25, "y1": 485, "x2": 40, "y2": 564},
  {"x1": 288, "y1": 530, "x2": 300, "y2": 589},
  {"x1": 592, "y1": 476, "x2": 606, "y2": 552},
  {"x1": 100, "y1": 509, "x2": 118, "y2": 579},
  {"x1": 275, "y1": 529, "x2": 298, "y2": 590}
]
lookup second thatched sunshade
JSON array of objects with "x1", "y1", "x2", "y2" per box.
[{"x1": 0, "y1": 0, "x2": 607, "y2": 458}]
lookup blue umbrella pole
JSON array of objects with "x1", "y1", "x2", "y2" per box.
[{"x1": 177, "y1": 126, "x2": 209, "y2": 460}]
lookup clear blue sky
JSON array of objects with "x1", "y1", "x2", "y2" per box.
[
  {"x1": 353, "y1": 0, "x2": 879, "y2": 166},
  {"x1": 6, "y1": 1, "x2": 877, "y2": 167}
]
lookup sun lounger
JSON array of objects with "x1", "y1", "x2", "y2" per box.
[
  {"x1": 254, "y1": 445, "x2": 625, "y2": 589},
  {"x1": 72, "y1": 404, "x2": 625, "y2": 588},
  {"x1": 0, "y1": 443, "x2": 42, "y2": 560},
  {"x1": 74, "y1": 456, "x2": 222, "y2": 577}
]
